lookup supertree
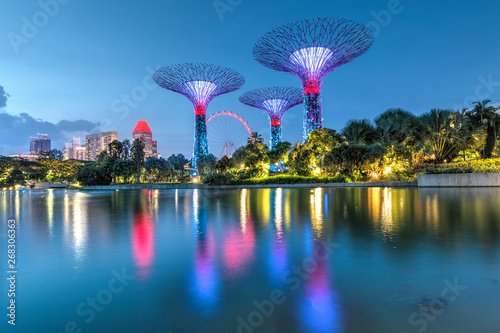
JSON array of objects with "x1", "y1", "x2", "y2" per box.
[
  {"x1": 253, "y1": 17, "x2": 374, "y2": 141},
  {"x1": 153, "y1": 63, "x2": 245, "y2": 169},
  {"x1": 240, "y1": 87, "x2": 303, "y2": 150}
]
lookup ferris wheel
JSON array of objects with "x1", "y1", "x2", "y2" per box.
[{"x1": 207, "y1": 111, "x2": 253, "y2": 158}]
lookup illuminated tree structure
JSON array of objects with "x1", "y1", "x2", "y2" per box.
[
  {"x1": 153, "y1": 63, "x2": 245, "y2": 168},
  {"x1": 253, "y1": 17, "x2": 374, "y2": 141},
  {"x1": 240, "y1": 87, "x2": 303, "y2": 150}
]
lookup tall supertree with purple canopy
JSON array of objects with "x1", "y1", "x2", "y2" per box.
[
  {"x1": 240, "y1": 87, "x2": 303, "y2": 150},
  {"x1": 253, "y1": 17, "x2": 374, "y2": 142},
  {"x1": 153, "y1": 63, "x2": 245, "y2": 169}
]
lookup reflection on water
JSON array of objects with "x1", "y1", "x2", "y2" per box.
[{"x1": 2, "y1": 187, "x2": 500, "y2": 333}]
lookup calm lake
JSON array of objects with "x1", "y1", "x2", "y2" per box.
[{"x1": 1, "y1": 187, "x2": 500, "y2": 333}]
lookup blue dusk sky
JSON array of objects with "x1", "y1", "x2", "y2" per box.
[{"x1": 1, "y1": 0, "x2": 499, "y2": 157}]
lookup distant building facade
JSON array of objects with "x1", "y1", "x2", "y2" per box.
[
  {"x1": 85, "y1": 131, "x2": 118, "y2": 161},
  {"x1": 29, "y1": 134, "x2": 51, "y2": 155},
  {"x1": 133, "y1": 121, "x2": 157, "y2": 159},
  {"x1": 9, "y1": 154, "x2": 44, "y2": 162},
  {"x1": 63, "y1": 137, "x2": 87, "y2": 161}
]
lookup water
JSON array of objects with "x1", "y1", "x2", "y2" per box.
[{"x1": 1, "y1": 187, "x2": 500, "y2": 333}]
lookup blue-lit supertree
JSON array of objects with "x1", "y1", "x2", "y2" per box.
[
  {"x1": 253, "y1": 17, "x2": 374, "y2": 142},
  {"x1": 239, "y1": 87, "x2": 303, "y2": 150},
  {"x1": 153, "y1": 63, "x2": 245, "y2": 168}
]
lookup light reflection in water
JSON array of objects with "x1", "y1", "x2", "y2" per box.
[
  {"x1": 275, "y1": 188, "x2": 283, "y2": 239},
  {"x1": 193, "y1": 229, "x2": 218, "y2": 308},
  {"x1": 367, "y1": 188, "x2": 381, "y2": 224},
  {"x1": 381, "y1": 188, "x2": 394, "y2": 240},
  {"x1": 192, "y1": 189, "x2": 219, "y2": 308},
  {"x1": 132, "y1": 210, "x2": 154, "y2": 280},
  {"x1": 240, "y1": 189, "x2": 248, "y2": 234},
  {"x1": 260, "y1": 188, "x2": 271, "y2": 225},
  {"x1": 268, "y1": 188, "x2": 288, "y2": 284},
  {"x1": 47, "y1": 190, "x2": 55, "y2": 236},
  {"x1": 310, "y1": 188, "x2": 324, "y2": 238},
  {"x1": 15, "y1": 191, "x2": 21, "y2": 222},
  {"x1": 300, "y1": 258, "x2": 341, "y2": 333},
  {"x1": 175, "y1": 189, "x2": 179, "y2": 215},
  {"x1": 63, "y1": 193, "x2": 70, "y2": 240},
  {"x1": 193, "y1": 189, "x2": 200, "y2": 232},
  {"x1": 223, "y1": 189, "x2": 256, "y2": 278},
  {"x1": 72, "y1": 192, "x2": 88, "y2": 268}
]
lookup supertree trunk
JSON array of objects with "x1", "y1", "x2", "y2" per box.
[
  {"x1": 193, "y1": 113, "x2": 208, "y2": 168},
  {"x1": 270, "y1": 117, "x2": 282, "y2": 150},
  {"x1": 303, "y1": 83, "x2": 323, "y2": 142}
]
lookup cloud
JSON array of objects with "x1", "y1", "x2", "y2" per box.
[
  {"x1": 0, "y1": 112, "x2": 101, "y2": 155},
  {"x1": 0, "y1": 85, "x2": 8, "y2": 108}
]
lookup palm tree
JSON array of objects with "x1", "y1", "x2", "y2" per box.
[
  {"x1": 419, "y1": 109, "x2": 459, "y2": 163},
  {"x1": 454, "y1": 109, "x2": 483, "y2": 160},
  {"x1": 341, "y1": 119, "x2": 379, "y2": 144},
  {"x1": 249, "y1": 132, "x2": 264, "y2": 144},
  {"x1": 374, "y1": 108, "x2": 423, "y2": 146},
  {"x1": 470, "y1": 100, "x2": 499, "y2": 158}
]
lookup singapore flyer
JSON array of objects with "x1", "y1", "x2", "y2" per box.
[{"x1": 206, "y1": 111, "x2": 253, "y2": 158}]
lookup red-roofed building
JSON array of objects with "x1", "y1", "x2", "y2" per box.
[{"x1": 133, "y1": 121, "x2": 158, "y2": 159}]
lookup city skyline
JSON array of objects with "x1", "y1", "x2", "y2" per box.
[{"x1": 1, "y1": 0, "x2": 500, "y2": 158}]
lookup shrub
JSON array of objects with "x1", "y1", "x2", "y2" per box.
[
  {"x1": 204, "y1": 173, "x2": 350, "y2": 186},
  {"x1": 76, "y1": 164, "x2": 112, "y2": 186}
]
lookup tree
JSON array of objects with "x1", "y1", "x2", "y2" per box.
[
  {"x1": 215, "y1": 155, "x2": 235, "y2": 172},
  {"x1": 197, "y1": 154, "x2": 217, "y2": 176},
  {"x1": 108, "y1": 140, "x2": 124, "y2": 184},
  {"x1": 145, "y1": 157, "x2": 173, "y2": 181},
  {"x1": 288, "y1": 142, "x2": 312, "y2": 176},
  {"x1": 167, "y1": 154, "x2": 189, "y2": 171},
  {"x1": 419, "y1": 109, "x2": 459, "y2": 163},
  {"x1": 113, "y1": 159, "x2": 135, "y2": 183},
  {"x1": 131, "y1": 138, "x2": 145, "y2": 183},
  {"x1": 375, "y1": 108, "x2": 424, "y2": 147},
  {"x1": 233, "y1": 140, "x2": 269, "y2": 175},
  {"x1": 304, "y1": 128, "x2": 343, "y2": 174},
  {"x1": 249, "y1": 132, "x2": 264, "y2": 144},
  {"x1": 453, "y1": 110, "x2": 483, "y2": 161},
  {"x1": 470, "y1": 100, "x2": 499, "y2": 158},
  {"x1": 42, "y1": 149, "x2": 63, "y2": 161},
  {"x1": 6, "y1": 169, "x2": 25, "y2": 185},
  {"x1": 341, "y1": 119, "x2": 379, "y2": 145},
  {"x1": 326, "y1": 143, "x2": 385, "y2": 180},
  {"x1": 76, "y1": 163, "x2": 112, "y2": 186},
  {"x1": 121, "y1": 139, "x2": 131, "y2": 160},
  {"x1": 267, "y1": 141, "x2": 292, "y2": 166}
]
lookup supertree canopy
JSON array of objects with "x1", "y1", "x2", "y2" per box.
[
  {"x1": 153, "y1": 63, "x2": 245, "y2": 169},
  {"x1": 253, "y1": 17, "x2": 374, "y2": 141},
  {"x1": 240, "y1": 87, "x2": 303, "y2": 150}
]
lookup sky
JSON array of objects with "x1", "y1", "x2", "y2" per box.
[{"x1": 1, "y1": 0, "x2": 500, "y2": 157}]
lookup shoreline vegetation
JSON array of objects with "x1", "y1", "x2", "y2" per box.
[{"x1": 1, "y1": 103, "x2": 500, "y2": 189}]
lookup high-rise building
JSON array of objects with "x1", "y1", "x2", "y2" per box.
[
  {"x1": 133, "y1": 121, "x2": 157, "y2": 159},
  {"x1": 63, "y1": 137, "x2": 87, "y2": 161},
  {"x1": 85, "y1": 131, "x2": 118, "y2": 161},
  {"x1": 29, "y1": 134, "x2": 51, "y2": 155}
]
